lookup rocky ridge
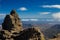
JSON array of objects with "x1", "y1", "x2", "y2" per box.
[{"x1": 0, "y1": 10, "x2": 45, "y2": 40}]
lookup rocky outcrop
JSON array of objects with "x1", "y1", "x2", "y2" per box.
[
  {"x1": 2, "y1": 10, "x2": 22, "y2": 32},
  {"x1": 13, "y1": 27, "x2": 45, "y2": 40},
  {"x1": 0, "y1": 10, "x2": 45, "y2": 40},
  {"x1": 49, "y1": 33, "x2": 60, "y2": 40},
  {"x1": 1, "y1": 10, "x2": 23, "y2": 40}
]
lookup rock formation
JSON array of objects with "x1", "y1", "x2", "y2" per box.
[
  {"x1": 49, "y1": 33, "x2": 60, "y2": 40},
  {"x1": 2, "y1": 10, "x2": 22, "y2": 32},
  {"x1": 1, "y1": 10, "x2": 23, "y2": 40},
  {"x1": 13, "y1": 27, "x2": 45, "y2": 40},
  {"x1": 0, "y1": 10, "x2": 45, "y2": 40}
]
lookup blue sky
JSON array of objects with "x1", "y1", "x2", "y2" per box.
[{"x1": 0, "y1": 0, "x2": 60, "y2": 22}]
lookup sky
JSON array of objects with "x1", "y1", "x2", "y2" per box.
[{"x1": 0, "y1": 0, "x2": 60, "y2": 22}]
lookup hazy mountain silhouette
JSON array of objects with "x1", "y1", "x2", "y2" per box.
[{"x1": 44, "y1": 24, "x2": 60, "y2": 38}]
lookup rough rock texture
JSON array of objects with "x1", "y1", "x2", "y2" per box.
[
  {"x1": 13, "y1": 27, "x2": 45, "y2": 40},
  {"x1": 49, "y1": 33, "x2": 60, "y2": 40},
  {"x1": 1, "y1": 10, "x2": 23, "y2": 40},
  {"x1": 2, "y1": 10, "x2": 22, "y2": 32},
  {"x1": 0, "y1": 10, "x2": 45, "y2": 40}
]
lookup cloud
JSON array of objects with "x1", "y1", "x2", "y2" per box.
[
  {"x1": 21, "y1": 19, "x2": 29, "y2": 21},
  {"x1": 39, "y1": 12, "x2": 50, "y2": 15},
  {"x1": 52, "y1": 12, "x2": 60, "y2": 19},
  {"x1": 42, "y1": 5, "x2": 60, "y2": 9},
  {"x1": 21, "y1": 18, "x2": 55, "y2": 22},
  {"x1": 0, "y1": 14, "x2": 6, "y2": 16},
  {"x1": 52, "y1": 12, "x2": 60, "y2": 20},
  {"x1": 18, "y1": 7, "x2": 28, "y2": 11},
  {"x1": 30, "y1": 19, "x2": 38, "y2": 21},
  {"x1": 21, "y1": 19, "x2": 38, "y2": 21},
  {"x1": 0, "y1": 14, "x2": 6, "y2": 19}
]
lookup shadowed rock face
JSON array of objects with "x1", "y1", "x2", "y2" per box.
[
  {"x1": 2, "y1": 15, "x2": 13, "y2": 31},
  {"x1": 0, "y1": 10, "x2": 45, "y2": 40},
  {"x1": 2, "y1": 10, "x2": 22, "y2": 32},
  {"x1": 13, "y1": 27, "x2": 45, "y2": 40},
  {"x1": 1, "y1": 10, "x2": 23, "y2": 40}
]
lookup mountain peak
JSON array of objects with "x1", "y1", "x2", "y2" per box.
[{"x1": 10, "y1": 9, "x2": 17, "y2": 15}]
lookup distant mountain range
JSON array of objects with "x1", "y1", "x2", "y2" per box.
[
  {"x1": 44, "y1": 24, "x2": 60, "y2": 38},
  {"x1": 22, "y1": 21, "x2": 60, "y2": 39}
]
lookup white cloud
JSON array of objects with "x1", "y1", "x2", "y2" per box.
[
  {"x1": 0, "y1": 14, "x2": 6, "y2": 19},
  {"x1": 39, "y1": 12, "x2": 50, "y2": 15},
  {"x1": 52, "y1": 12, "x2": 60, "y2": 21},
  {"x1": 21, "y1": 19, "x2": 38, "y2": 21},
  {"x1": 0, "y1": 14, "x2": 6, "y2": 16},
  {"x1": 52, "y1": 12, "x2": 60, "y2": 19},
  {"x1": 21, "y1": 19, "x2": 29, "y2": 21},
  {"x1": 42, "y1": 5, "x2": 60, "y2": 9},
  {"x1": 30, "y1": 19, "x2": 38, "y2": 21},
  {"x1": 18, "y1": 7, "x2": 28, "y2": 11}
]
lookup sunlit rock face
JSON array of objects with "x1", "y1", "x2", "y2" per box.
[
  {"x1": 13, "y1": 27, "x2": 45, "y2": 40},
  {"x1": 0, "y1": 10, "x2": 45, "y2": 40},
  {"x1": 1, "y1": 10, "x2": 23, "y2": 40}
]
